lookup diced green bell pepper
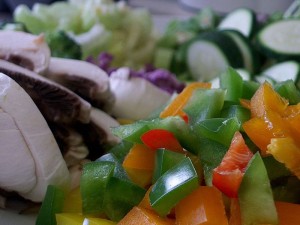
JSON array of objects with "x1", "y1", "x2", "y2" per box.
[
  {"x1": 220, "y1": 67, "x2": 243, "y2": 103},
  {"x1": 192, "y1": 117, "x2": 240, "y2": 147},
  {"x1": 274, "y1": 79, "x2": 300, "y2": 105},
  {"x1": 96, "y1": 153, "x2": 130, "y2": 181},
  {"x1": 80, "y1": 161, "x2": 115, "y2": 216},
  {"x1": 111, "y1": 120, "x2": 150, "y2": 144},
  {"x1": 221, "y1": 104, "x2": 251, "y2": 131},
  {"x1": 183, "y1": 87, "x2": 225, "y2": 125},
  {"x1": 36, "y1": 185, "x2": 65, "y2": 225},
  {"x1": 103, "y1": 176, "x2": 146, "y2": 222},
  {"x1": 108, "y1": 140, "x2": 133, "y2": 163},
  {"x1": 149, "y1": 157, "x2": 199, "y2": 217},
  {"x1": 152, "y1": 149, "x2": 186, "y2": 183},
  {"x1": 197, "y1": 137, "x2": 228, "y2": 186},
  {"x1": 242, "y1": 80, "x2": 259, "y2": 100},
  {"x1": 238, "y1": 152, "x2": 278, "y2": 225}
]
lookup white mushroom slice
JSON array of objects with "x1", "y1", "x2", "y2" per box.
[
  {"x1": 109, "y1": 67, "x2": 171, "y2": 120},
  {"x1": 0, "y1": 60, "x2": 91, "y2": 124},
  {"x1": 0, "y1": 30, "x2": 50, "y2": 74},
  {"x1": 0, "y1": 72, "x2": 70, "y2": 202},
  {"x1": 44, "y1": 57, "x2": 115, "y2": 112},
  {"x1": 90, "y1": 107, "x2": 120, "y2": 144}
]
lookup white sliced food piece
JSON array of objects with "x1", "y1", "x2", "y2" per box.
[
  {"x1": 44, "y1": 57, "x2": 114, "y2": 111},
  {"x1": 109, "y1": 67, "x2": 171, "y2": 120},
  {"x1": 0, "y1": 59, "x2": 91, "y2": 124},
  {"x1": 90, "y1": 107, "x2": 120, "y2": 144},
  {"x1": 0, "y1": 30, "x2": 50, "y2": 74},
  {"x1": 0, "y1": 72, "x2": 70, "y2": 202}
]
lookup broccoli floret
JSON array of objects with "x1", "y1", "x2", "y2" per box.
[{"x1": 45, "y1": 30, "x2": 82, "y2": 60}]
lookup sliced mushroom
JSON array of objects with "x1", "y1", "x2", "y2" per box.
[
  {"x1": 48, "y1": 108, "x2": 119, "y2": 163},
  {"x1": 0, "y1": 72, "x2": 70, "y2": 202},
  {"x1": 0, "y1": 59, "x2": 91, "y2": 124},
  {"x1": 44, "y1": 57, "x2": 115, "y2": 111},
  {"x1": 0, "y1": 30, "x2": 51, "y2": 74}
]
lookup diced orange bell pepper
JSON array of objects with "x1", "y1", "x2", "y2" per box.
[
  {"x1": 139, "y1": 186, "x2": 153, "y2": 210},
  {"x1": 267, "y1": 137, "x2": 300, "y2": 179},
  {"x1": 243, "y1": 111, "x2": 291, "y2": 155},
  {"x1": 175, "y1": 186, "x2": 228, "y2": 225},
  {"x1": 275, "y1": 201, "x2": 300, "y2": 225},
  {"x1": 239, "y1": 99, "x2": 251, "y2": 110},
  {"x1": 122, "y1": 144, "x2": 156, "y2": 187},
  {"x1": 250, "y1": 82, "x2": 288, "y2": 118},
  {"x1": 160, "y1": 82, "x2": 211, "y2": 119},
  {"x1": 118, "y1": 206, "x2": 175, "y2": 225},
  {"x1": 283, "y1": 103, "x2": 300, "y2": 142}
]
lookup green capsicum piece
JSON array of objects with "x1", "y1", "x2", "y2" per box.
[
  {"x1": 111, "y1": 120, "x2": 150, "y2": 144},
  {"x1": 192, "y1": 117, "x2": 240, "y2": 147},
  {"x1": 274, "y1": 79, "x2": 300, "y2": 105},
  {"x1": 238, "y1": 152, "x2": 278, "y2": 225},
  {"x1": 242, "y1": 80, "x2": 259, "y2": 100},
  {"x1": 36, "y1": 185, "x2": 65, "y2": 225},
  {"x1": 152, "y1": 148, "x2": 186, "y2": 183},
  {"x1": 149, "y1": 157, "x2": 199, "y2": 217},
  {"x1": 220, "y1": 67, "x2": 243, "y2": 103},
  {"x1": 221, "y1": 104, "x2": 251, "y2": 131},
  {"x1": 197, "y1": 136, "x2": 228, "y2": 186},
  {"x1": 103, "y1": 176, "x2": 146, "y2": 221},
  {"x1": 108, "y1": 140, "x2": 133, "y2": 163},
  {"x1": 96, "y1": 153, "x2": 130, "y2": 181},
  {"x1": 183, "y1": 87, "x2": 225, "y2": 125},
  {"x1": 80, "y1": 161, "x2": 115, "y2": 216}
]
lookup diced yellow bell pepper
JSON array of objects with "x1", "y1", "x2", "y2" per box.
[{"x1": 267, "y1": 137, "x2": 300, "y2": 179}]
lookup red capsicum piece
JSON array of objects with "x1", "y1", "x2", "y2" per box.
[
  {"x1": 141, "y1": 129, "x2": 184, "y2": 153},
  {"x1": 212, "y1": 131, "x2": 253, "y2": 198}
]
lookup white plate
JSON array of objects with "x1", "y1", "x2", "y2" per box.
[{"x1": 0, "y1": 210, "x2": 36, "y2": 225}]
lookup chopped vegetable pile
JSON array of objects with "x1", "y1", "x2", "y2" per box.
[
  {"x1": 4, "y1": 0, "x2": 300, "y2": 224},
  {"x1": 36, "y1": 68, "x2": 300, "y2": 225}
]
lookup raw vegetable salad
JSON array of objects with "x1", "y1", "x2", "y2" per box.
[
  {"x1": 3, "y1": 0, "x2": 300, "y2": 224},
  {"x1": 36, "y1": 68, "x2": 300, "y2": 225}
]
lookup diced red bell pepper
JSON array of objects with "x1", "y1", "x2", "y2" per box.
[
  {"x1": 141, "y1": 129, "x2": 184, "y2": 153},
  {"x1": 212, "y1": 131, "x2": 253, "y2": 198}
]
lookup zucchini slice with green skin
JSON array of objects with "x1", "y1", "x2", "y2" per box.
[
  {"x1": 186, "y1": 31, "x2": 244, "y2": 81},
  {"x1": 261, "y1": 61, "x2": 300, "y2": 83},
  {"x1": 256, "y1": 19, "x2": 300, "y2": 61},
  {"x1": 218, "y1": 8, "x2": 257, "y2": 38},
  {"x1": 222, "y1": 29, "x2": 260, "y2": 73}
]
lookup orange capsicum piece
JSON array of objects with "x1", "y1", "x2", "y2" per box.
[
  {"x1": 159, "y1": 82, "x2": 211, "y2": 119},
  {"x1": 118, "y1": 206, "x2": 175, "y2": 225},
  {"x1": 175, "y1": 186, "x2": 228, "y2": 225},
  {"x1": 250, "y1": 82, "x2": 288, "y2": 118},
  {"x1": 275, "y1": 201, "x2": 300, "y2": 225},
  {"x1": 122, "y1": 144, "x2": 156, "y2": 187}
]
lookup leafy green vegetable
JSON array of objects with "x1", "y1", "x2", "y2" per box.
[{"x1": 45, "y1": 30, "x2": 82, "y2": 59}]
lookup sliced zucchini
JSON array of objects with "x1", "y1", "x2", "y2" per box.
[
  {"x1": 186, "y1": 31, "x2": 243, "y2": 81},
  {"x1": 218, "y1": 8, "x2": 256, "y2": 37},
  {"x1": 257, "y1": 19, "x2": 300, "y2": 61},
  {"x1": 255, "y1": 75, "x2": 276, "y2": 85},
  {"x1": 222, "y1": 30, "x2": 260, "y2": 73},
  {"x1": 261, "y1": 61, "x2": 300, "y2": 83}
]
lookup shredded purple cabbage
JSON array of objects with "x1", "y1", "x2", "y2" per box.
[{"x1": 87, "y1": 52, "x2": 185, "y2": 94}]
